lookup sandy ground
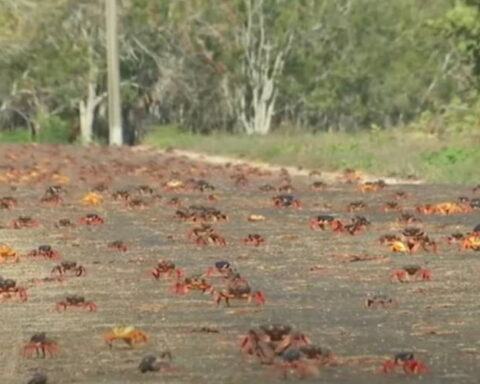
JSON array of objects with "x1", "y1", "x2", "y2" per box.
[{"x1": 0, "y1": 144, "x2": 479, "y2": 384}]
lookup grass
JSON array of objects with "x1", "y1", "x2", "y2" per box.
[{"x1": 144, "y1": 125, "x2": 480, "y2": 184}]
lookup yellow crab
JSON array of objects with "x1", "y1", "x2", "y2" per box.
[
  {"x1": 103, "y1": 326, "x2": 148, "y2": 348},
  {"x1": 0, "y1": 243, "x2": 19, "y2": 263},
  {"x1": 388, "y1": 241, "x2": 408, "y2": 253},
  {"x1": 81, "y1": 192, "x2": 103, "y2": 205}
]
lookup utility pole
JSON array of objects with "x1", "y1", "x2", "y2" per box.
[{"x1": 106, "y1": 0, "x2": 123, "y2": 145}]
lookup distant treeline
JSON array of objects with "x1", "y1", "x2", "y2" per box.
[{"x1": 0, "y1": 0, "x2": 479, "y2": 142}]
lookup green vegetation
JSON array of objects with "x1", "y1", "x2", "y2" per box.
[{"x1": 145, "y1": 125, "x2": 480, "y2": 184}]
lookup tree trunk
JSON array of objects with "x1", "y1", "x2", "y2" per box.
[{"x1": 79, "y1": 68, "x2": 104, "y2": 145}]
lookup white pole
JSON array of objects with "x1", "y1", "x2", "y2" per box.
[{"x1": 106, "y1": 0, "x2": 123, "y2": 145}]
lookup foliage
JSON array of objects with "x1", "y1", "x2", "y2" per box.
[{"x1": 0, "y1": 0, "x2": 479, "y2": 140}]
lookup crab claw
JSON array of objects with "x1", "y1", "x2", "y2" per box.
[
  {"x1": 380, "y1": 360, "x2": 398, "y2": 373},
  {"x1": 404, "y1": 359, "x2": 428, "y2": 374},
  {"x1": 175, "y1": 268, "x2": 185, "y2": 279},
  {"x1": 17, "y1": 288, "x2": 28, "y2": 302},
  {"x1": 203, "y1": 266, "x2": 216, "y2": 277},
  {"x1": 251, "y1": 291, "x2": 266, "y2": 305},
  {"x1": 170, "y1": 282, "x2": 188, "y2": 294},
  {"x1": 86, "y1": 301, "x2": 98, "y2": 312},
  {"x1": 390, "y1": 270, "x2": 408, "y2": 282}
]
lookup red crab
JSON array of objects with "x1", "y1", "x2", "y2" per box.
[
  {"x1": 275, "y1": 345, "x2": 333, "y2": 379},
  {"x1": 9, "y1": 216, "x2": 39, "y2": 229},
  {"x1": 378, "y1": 234, "x2": 402, "y2": 245},
  {"x1": 188, "y1": 224, "x2": 226, "y2": 246},
  {"x1": 51, "y1": 261, "x2": 86, "y2": 277},
  {"x1": 243, "y1": 234, "x2": 265, "y2": 246},
  {"x1": 172, "y1": 275, "x2": 214, "y2": 295},
  {"x1": 79, "y1": 213, "x2": 104, "y2": 225},
  {"x1": 309, "y1": 215, "x2": 344, "y2": 232},
  {"x1": 272, "y1": 194, "x2": 301, "y2": 208},
  {"x1": 203, "y1": 261, "x2": 235, "y2": 278},
  {"x1": 390, "y1": 265, "x2": 431, "y2": 282},
  {"x1": 381, "y1": 352, "x2": 427, "y2": 374},
  {"x1": 26, "y1": 245, "x2": 60, "y2": 260},
  {"x1": 213, "y1": 274, "x2": 265, "y2": 306},
  {"x1": 241, "y1": 324, "x2": 311, "y2": 363},
  {"x1": 0, "y1": 277, "x2": 28, "y2": 302},
  {"x1": 55, "y1": 295, "x2": 97, "y2": 312},
  {"x1": 358, "y1": 180, "x2": 386, "y2": 193},
  {"x1": 151, "y1": 260, "x2": 184, "y2": 280},
  {"x1": 22, "y1": 333, "x2": 59, "y2": 358},
  {"x1": 444, "y1": 232, "x2": 464, "y2": 244},
  {"x1": 108, "y1": 240, "x2": 128, "y2": 252}
]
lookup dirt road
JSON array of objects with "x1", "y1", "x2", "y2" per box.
[{"x1": 0, "y1": 144, "x2": 479, "y2": 384}]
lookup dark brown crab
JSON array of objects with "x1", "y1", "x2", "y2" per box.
[
  {"x1": 0, "y1": 196, "x2": 17, "y2": 209},
  {"x1": 112, "y1": 190, "x2": 131, "y2": 201},
  {"x1": 55, "y1": 295, "x2": 97, "y2": 312},
  {"x1": 186, "y1": 179, "x2": 215, "y2": 192},
  {"x1": 343, "y1": 216, "x2": 370, "y2": 235},
  {"x1": 9, "y1": 216, "x2": 39, "y2": 229},
  {"x1": 365, "y1": 294, "x2": 397, "y2": 308},
  {"x1": 213, "y1": 275, "x2": 265, "y2": 306},
  {"x1": 51, "y1": 261, "x2": 86, "y2": 277},
  {"x1": 0, "y1": 277, "x2": 28, "y2": 302},
  {"x1": 126, "y1": 198, "x2": 148, "y2": 209},
  {"x1": 108, "y1": 240, "x2": 128, "y2": 252},
  {"x1": 396, "y1": 213, "x2": 421, "y2": 224},
  {"x1": 54, "y1": 218, "x2": 75, "y2": 228},
  {"x1": 240, "y1": 324, "x2": 311, "y2": 363},
  {"x1": 346, "y1": 201, "x2": 367, "y2": 212},
  {"x1": 380, "y1": 201, "x2": 402, "y2": 212},
  {"x1": 40, "y1": 185, "x2": 64, "y2": 204},
  {"x1": 175, "y1": 205, "x2": 227, "y2": 222},
  {"x1": 26, "y1": 245, "x2": 60, "y2": 260},
  {"x1": 273, "y1": 194, "x2": 301, "y2": 208},
  {"x1": 22, "y1": 333, "x2": 58, "y2": 358},
  {"x1": 188, "y1": 224, "x2": 226, "y2": 246}
]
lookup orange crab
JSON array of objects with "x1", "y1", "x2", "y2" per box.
[
  {"x1": 103, "y1": 326, "x2": 148, "y2": 348},
  {"x1": 460, "y1": 235, "x2": 480, "y2": 251},
  {"x1": 390, "y1": 265, "x2": 431, "y2": 282},
  {"x1": 416, "y1": 202, "x2": 471, "y2": 215},
  {"x1": 0, "y1": 243, "x2": 19, "y2": 263},
  {"x1": 357, "y1": 180, "x2": 386, "y2": 193},
  {"x1": 81, "y1": 192, "x2": 103, "y2": 205}
]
